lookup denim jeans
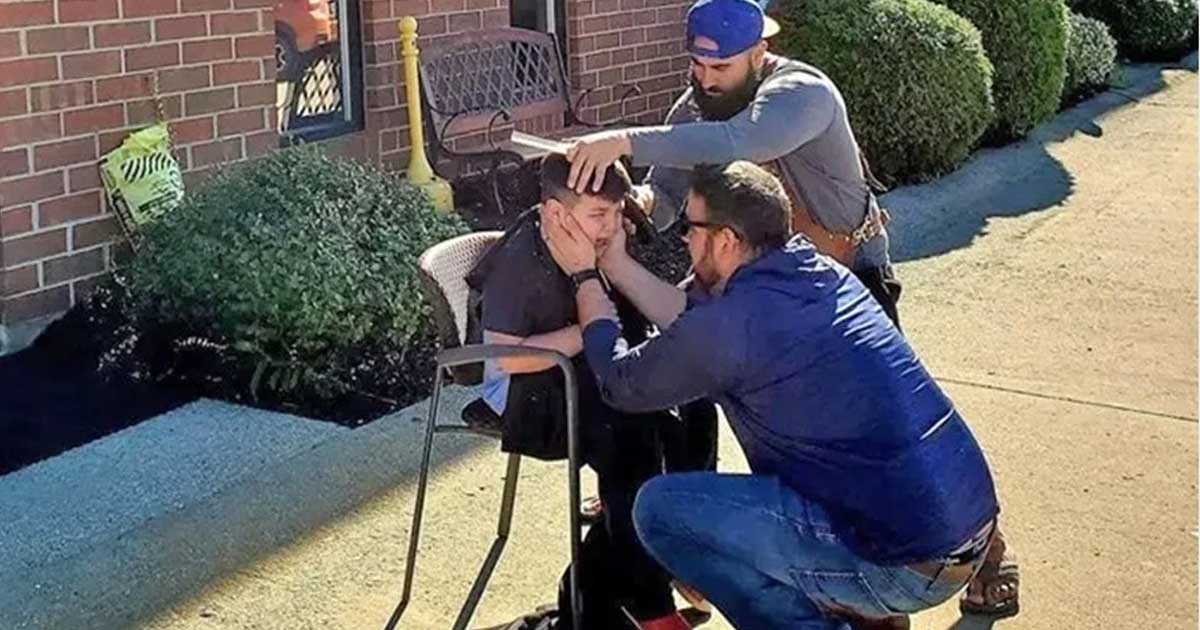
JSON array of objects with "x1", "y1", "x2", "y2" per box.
[{"x1": 633, "y1": 473, "x2": 975, "y2": 630}]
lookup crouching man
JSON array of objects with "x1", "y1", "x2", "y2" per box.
[{"x1": 540, "y1": 161, "x2": 1001, "y2": 630}]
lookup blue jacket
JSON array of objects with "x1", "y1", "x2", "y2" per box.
[{"x1": 582, "y1": 236, "x2": 999, "y2": 565}]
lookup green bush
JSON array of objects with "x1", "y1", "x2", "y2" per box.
[
  {"x1": 1063, "y1": 11, "x2": 1119, "y2": 103},
  {"x1": 937, "y1": 0, "x2": 1070, "y2": 142},
  {"x1": 774, "y1": 0, "x2": 995, "y2": 184},
  {"x1": 124, "y1": 145, "x2": 469, "y2": 399},
  {"x1": 1069, "y1": 0, "x2": 1198, "y2": 60}
]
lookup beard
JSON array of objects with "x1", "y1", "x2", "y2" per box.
[{"x1": 690, "y1": 66, "x2": 763, "y2": 121}]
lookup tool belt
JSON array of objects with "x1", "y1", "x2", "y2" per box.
[{"x1": 763, "y1": 159, "x2": 889, "y2": 268}]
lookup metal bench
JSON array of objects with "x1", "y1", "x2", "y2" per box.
[{"x1": 417, "y1": 27, "x2": 641, "y2": 216}]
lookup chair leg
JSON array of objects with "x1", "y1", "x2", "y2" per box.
[
  {"x1": 385, "y1": 369, "x2": 445, "y2": 630},
  {"x1": 497, "y1": 453, "x2": 521, "y2": 538}
]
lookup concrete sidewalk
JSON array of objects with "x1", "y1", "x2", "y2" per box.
[{"x1": 9, "y1": 57, "x2": 1194, "y2": 630}]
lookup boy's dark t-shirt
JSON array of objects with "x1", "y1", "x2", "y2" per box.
[{"x1": 464, "y1": 208, "x2": 652, "y2": 460}]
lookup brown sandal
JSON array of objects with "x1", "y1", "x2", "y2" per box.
[{"x1": 960, "y1": 553, "x2": 1020, "y2": 619}]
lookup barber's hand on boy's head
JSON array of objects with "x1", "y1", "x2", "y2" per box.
[
  {"x1": 541, "y1": 204, "x2": 598, "y2": 274},
  {"x1": 565, "y1": 132, "x2": 632, "y2": 194}
]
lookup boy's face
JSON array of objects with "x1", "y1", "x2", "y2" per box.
[{"x1": 546, "y1": 194, "x2": 621, "y2": 251}]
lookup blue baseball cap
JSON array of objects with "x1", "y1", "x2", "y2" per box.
[{"x1": 686, "y1": 0, "x2": 781, "y2": 59}]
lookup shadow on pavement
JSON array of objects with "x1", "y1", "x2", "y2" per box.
[{"x1": 886, "y1": 53, "x2": 1197, "y2": 264}]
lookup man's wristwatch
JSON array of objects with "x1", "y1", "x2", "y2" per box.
[{"x1": 570, "y1": 269, "x2": 602, "y2": 294}]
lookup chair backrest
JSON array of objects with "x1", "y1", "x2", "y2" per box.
[
  {"x1": 418, "y1": 27, "x2": 570, "y2": 140},
  {"x1": 417, "y1": 231, "x2": 503, "y2": 383}
]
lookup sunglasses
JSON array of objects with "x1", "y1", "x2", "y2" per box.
[{"x1": 680, "y1": 213, "x2": 743, "y2": 240}]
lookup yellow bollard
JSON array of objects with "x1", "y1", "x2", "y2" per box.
[{"x1": 399, "y1": 16, "x2": 454, "y2": 213}]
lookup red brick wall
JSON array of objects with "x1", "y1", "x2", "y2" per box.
[
  {"x1": 0, "y1": 0, "x2": 277, "y2": 329},
  {"x1": 0, "y1": 0, "x2": 691, "y2": 337},
  {"x1": 565, "y1": 0, "x2": 690, "y2": 125}
]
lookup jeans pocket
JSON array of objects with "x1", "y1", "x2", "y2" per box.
[{"x1": 791, "y1": 570, "x2": 895, "y2": 618}]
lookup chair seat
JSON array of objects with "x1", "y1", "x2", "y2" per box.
[{"x1": 461, "y1": 397, "x2": 504, "y2": 439}]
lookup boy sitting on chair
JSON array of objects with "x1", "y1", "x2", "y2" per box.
[{"x1": 465, "y1": 154, "x2": 687, "y2": 630}]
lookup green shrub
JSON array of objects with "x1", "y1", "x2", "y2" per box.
[
  {"x1": 124, "y1": 145, "x2": 469, "y2": 399},
  {"x1": 1063, "y1": 11, "x2": 1119, "y2": 103},
  {"x1": 1069, "y1": 0, "x2": 1198, "y2": 60},
  {"x1": 774, "y1": 0, "x2": 995, "y2": 184},
  {"x1": 936, "y1": 0, "x2": 1070, "y2": 142}
]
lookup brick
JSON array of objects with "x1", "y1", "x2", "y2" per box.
[
  {"x1": 94, "y1": 21, "x2": 154, "y2": 47},
  {"x1": 635, "y1": 43, "x2": 658, "y2": 61},
  {"x1": 3, "y1": 264, "x2": 39, "y2": 297},
  {"x1": 364, "y1": 43, "x2": 396, "y2": 65},
  {"x1": 0, "y1": 89, "x2": 28, "y2": 118},
  {"x1": 29, "y1": 82, "x2": 95, "y2": 113},
  {"x1": 216, "y1": 108, "x2": 263, "y2": 135},
  {"x1": 63, "y1": 104, "x2": 125, "y2": 135},
  {"x1": 72, "y1": 217, "x2": 121, "y2": 249},
  {"x1": 67, "y1": 164, "x2": 101, "y2": 193},
  {"x1": 155, "y1": 15, "x2": 208, "y2": 40},
  {"x1": 431, "y1": 0, "x2": 465, "y2": 11},
  {"x1": 448, "y1": 11, "x2": 481, "y2": 32},
  {"x1": 0, "y1": 32, "x2": 21, "y2": 60},
  {"x1": 184, "y1": 86, "x2": 235, "y2": 115},
  {"x1": 466, "y1": 0, "x2": 496, "y2": 9},
  {"x1": 33, "y1": 137, "x2": 96, "y2": 171},
  {"x1": 243, "y1": 130, "x2": 276, "y2": 158},
  {"x1": 0, "y1": 206, "x2": 34, "y2": 237},
  {"x1": 124, "y1": 0, "x2": 179, "y2": 18},
  {"x1": 27, "y1": 26, "x2": 91, "y2": 54},
  {"x1": 0, "y1": 149, "x2": 29, "y2": 179},
  {"x1": 191, "y1": 136, "x2": 242, "y2": 167},
  {"x1": 125, "y1": 43, "x2": 181, "y2": 71},
  {"x1": 611, "y1": 47, "x2": 635, "y2": 65},
  {"x1": 481, "y1": 6, "x2": 507, "y2": 26},
  {"x1": 581, "y1": 16, "x2": 608, "y2": 34},
  {"x1": 183, "y1": 38, "x2": 233, "y2": 63},
  {"x1": 235, "y1": 82, "x2": 274, "y2": 107},
  {"x1": 362, "y1": 0, "x2": 392, "y2": 20},
  {"x1": 62, "y1": 51, "x2": 122, "y2": 80},
  {"x1": 233, "y1": 0, "x2": 272, "y2": 7},
  {"x1": 210, "y1": 10, "x2": 259, "y2": 34},
  {"x1": 5, "y1": 285, "x2": 71, "y2": 321},
  {"x1": 583, "y1": 51, "x2": 611, "y2": 71},
  {"x1": 59, "y1": 0, "x2": 121, "y2": 22},
  {"x1": 394, "y1": 0, "x2": 430, "y2": 16},
  {"x1": 234, "y1": 33, "x2": 272, "y2": 58},
  {"x1": 44, "y1": 248, "x2": 105, "y2": 285},
  {"x1": 620, "y1": 29, "x2": 646, "y2": 46},
  {"x1": 623, "y1": 62, "x2": 648, "y2": 81},
  {"x1": 0, "y1": 58, "x2": 58, "y2": 89},
  {"x1": 125, "y1": 95, "x2": 182, "y2": 126},
  {"x1": 158, "y1": 65, "x2": 212, "y2": 92},
  {"x1": 39, "y1": 191, "x2": 101, "y2": 228},
  {"x1": 212, "y1": 59, "x2": 260, "y2": 85},
  {"x1": 96, "y1": 74, "x2": 154, "y2": 103},
  {"x1": 0, "y1": 114, "x2": 61, "y2": 148},
  {"x1": 0, "y1": 1, "x2": 54, "y2": 28},
  {"x1": 593, "y1": 32, "x2": 619, "y2": 50},
  {"x1": 98, "y1": 127, "x2": 136, "y2": 154},
  {"x1": 183, "y1": 0, "x2": 231, "y2": 12},
  {"x1": 2, "y1": 229, "x2": 66, "y2": 267},
  {"x1": 594, "y1": 0, "x2": 618, "y2": 12},
  {"x1": 619, "y1": 0, "x2": 646, "y2": 9},
  {"x1": 170, "y1": 116, "x2": 215, "y2": 144},
  {"x1": 599, "y1": 67, "x2": 622, "y2": 85},
  {"x1": 366, "y1": 86, "x2": 396, "y2": 109},
  {"x1": 417, "y1": 15, "x2": 448, "y2": 35}
]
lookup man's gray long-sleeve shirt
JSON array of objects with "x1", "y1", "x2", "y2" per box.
[{"x1": 632, "y1": 54, "x2": 889, "y2": 269}]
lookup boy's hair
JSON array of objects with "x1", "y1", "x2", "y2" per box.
[
  {"x1": 689, "y1": 161, "x2": 792, "y2": 252},
  {"x1": 539, "y1": 153, "x2": 633, "y2": 205}
]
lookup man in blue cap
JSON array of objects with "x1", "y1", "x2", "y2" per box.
[{"x1": 564, "y1": 0, "x2": 1020, "y2": 621}]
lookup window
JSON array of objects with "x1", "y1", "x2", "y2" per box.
[
  {"x1": 274, "y1": 0, "x2": 365, "y2": 143},
  {"x1": 510, "y1": 0, "x2": 566, "y2": 54}
]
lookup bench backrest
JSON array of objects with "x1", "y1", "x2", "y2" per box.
[{"x1": 418, "y1": 27, "x2": 570, "y2": 140}]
